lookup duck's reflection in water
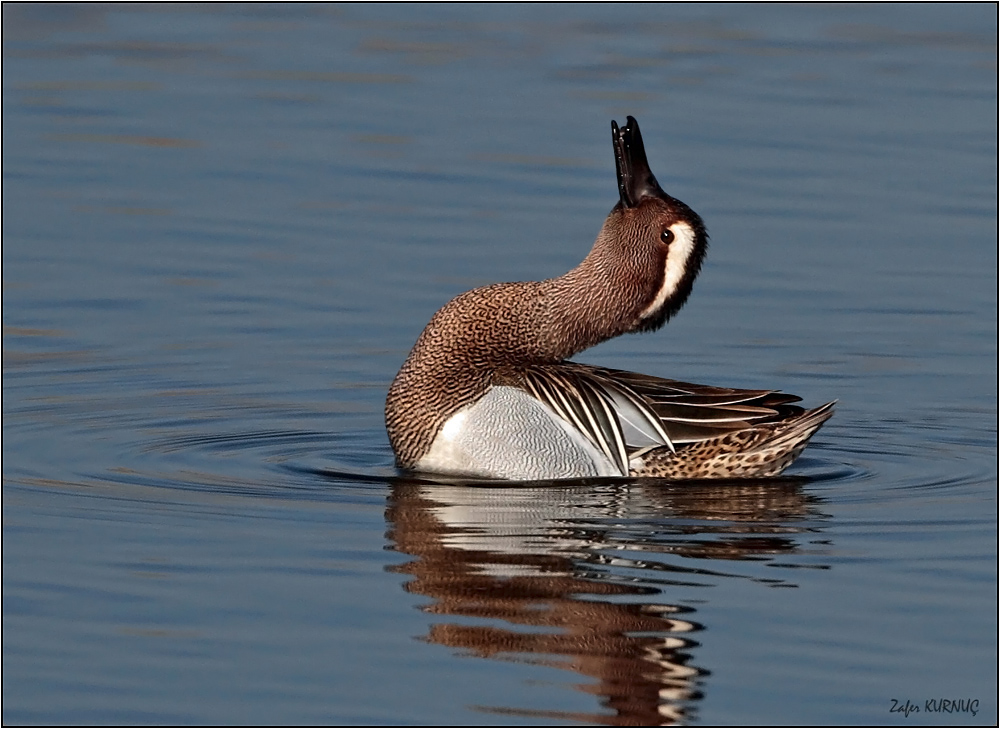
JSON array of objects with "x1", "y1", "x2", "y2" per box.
[{"x1": 386, "y1": 478, "x2": 828, "y2": 725}]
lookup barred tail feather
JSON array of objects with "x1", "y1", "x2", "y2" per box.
[{"x1": 634, "y1": 402, "x2": 836, "y2": 479}]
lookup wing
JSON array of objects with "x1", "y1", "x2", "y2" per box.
[
  {"x1": 520, "y1": 367, "x2": 634, "y2": 476},
  {"x1": 517, "y1": 362, "x2": 807, "y2": 472}
]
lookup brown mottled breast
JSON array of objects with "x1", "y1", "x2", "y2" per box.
[{"x1": 386, "y1": 280, "x2": 551, "y2": 467}]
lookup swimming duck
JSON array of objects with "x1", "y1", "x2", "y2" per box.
[{"x1": 386, "y1": 116, "x2": 834, "y2": 480}]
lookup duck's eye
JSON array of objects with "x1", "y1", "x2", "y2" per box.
[{"x1": 660, "y1": 228, "x2": 675, "y2": 245}]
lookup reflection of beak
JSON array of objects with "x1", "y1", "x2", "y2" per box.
[{"x1": 612, "y1": 115, "x2": 668, "y2": 208}]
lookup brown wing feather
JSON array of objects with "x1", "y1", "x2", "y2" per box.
[{"x1": 519, "y1": 362, "x2": 809, "y2": 447}]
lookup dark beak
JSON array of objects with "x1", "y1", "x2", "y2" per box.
[{"x1": 612, "y1": 116, "x2": 667, "y2": 208}]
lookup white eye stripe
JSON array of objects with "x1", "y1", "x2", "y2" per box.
[{"x1": 639, "y1": 222, "x2": 697, "y2": 320}]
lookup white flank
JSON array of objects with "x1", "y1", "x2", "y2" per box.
[
  {"x1": 416, "y1": 386, "x2": 620, "y2": 479},
  {"x1": 439, "y1": 408, "x2": 467, "y2": 440},
  {"x1": 639, "y1": 221, "x2": 697, "y2": 320}
]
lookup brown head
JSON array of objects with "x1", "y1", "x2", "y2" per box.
[{"x1": 582, "y1": 116, "x2": 709, "y2": 334}]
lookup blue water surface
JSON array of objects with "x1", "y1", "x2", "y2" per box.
[{"x1": 3, "y1": 4, "x2": 997, "y2": 725}]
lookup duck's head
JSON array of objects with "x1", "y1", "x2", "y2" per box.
[{"x1": 598, "y1": 116, "x2": 708, "y2": 333}]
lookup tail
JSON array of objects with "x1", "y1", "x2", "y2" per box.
[
  {"x1": 632, "y1": 402, "x2": 835, "y2": 479},
  {"x1": 736, "y1": 401, "x2": 836, "y2": 476},
  {"x1": 754, "y1": 401, "x2": 836, "y2": 452}
]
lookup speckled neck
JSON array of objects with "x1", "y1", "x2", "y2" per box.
[{"x1": 384, "y1": 222, "x2": 654, "y2": 468}]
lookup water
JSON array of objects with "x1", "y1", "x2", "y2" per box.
[{"x1": 3, "y1": 4, "x2": 996, "y2": 725}]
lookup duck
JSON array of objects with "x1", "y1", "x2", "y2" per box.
[{"x1": 385, "y1": 116, "x2": 834, "y2": 481}]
